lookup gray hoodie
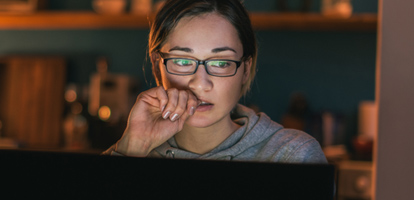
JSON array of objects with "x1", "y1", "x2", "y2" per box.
[{"x1": 104, "y1": 104, "x2": 327, "y2": 164}]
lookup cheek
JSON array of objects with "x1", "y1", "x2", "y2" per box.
[{"x1": 219, "y1": 76, "x2": 244, "y2": 102}]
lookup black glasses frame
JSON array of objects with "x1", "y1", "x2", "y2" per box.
[{"x1": 160, "y1": 54, "x2": 242, "y2": 77}]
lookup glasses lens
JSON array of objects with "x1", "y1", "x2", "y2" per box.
[
  {"x1": 166, "y1": 58, "x2": 196, "y2": 75},
  {"x1": 206, "y1": 60, "x2": 237, "y2": 76}
]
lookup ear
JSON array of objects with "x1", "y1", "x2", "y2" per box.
[
  {"x1": 242, "y1": 57, "x2": 252, "y2": 84},
  {"x1": 150, "y1": 52, "x2": 160, "y2": 64},
  {"x1": 151, "y1": 53, "x2": 163, "y2": 86}
]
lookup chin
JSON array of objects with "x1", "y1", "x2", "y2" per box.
[
  {"x1": 185, "y1": 110, "x2": 233, "y2": 129},
  {"x1": 184, "y1": 115, "x2": 217, "y2": 128}
]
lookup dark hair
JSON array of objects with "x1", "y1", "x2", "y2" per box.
[{"x1": 149, "y1": 0, "x2": 257, "y2": 95}]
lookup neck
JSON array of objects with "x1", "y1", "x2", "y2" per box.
[{"x1": 174, "y1": 116, "x2": 239, "y2": 155}]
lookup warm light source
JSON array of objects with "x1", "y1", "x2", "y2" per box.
[
  {"x1": 65, "y1": 89, "x2": 77, "y2": 103},
  {"x1": 98, "y1": 106, "x2": 111, "y2": 121},
  {"x1": 71, "y1": 102, "x2": 83, "y2": 115}
]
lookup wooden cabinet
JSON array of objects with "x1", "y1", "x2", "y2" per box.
[{"x1": 0, "y1": 56, "x2": 66, "y2": 148}]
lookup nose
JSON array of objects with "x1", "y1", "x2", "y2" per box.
[{"x1": 188, "y1": 64, "x2": 213, "y2": 92}]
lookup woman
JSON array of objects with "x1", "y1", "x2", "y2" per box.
[{"x1": 103, "y1": 0, "x2": 327, "y2": 163}]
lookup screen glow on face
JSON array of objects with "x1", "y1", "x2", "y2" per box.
[
  {"x1": 172, "y1": 59, "x2": 193, "y2": 66},
  {"x1": 208, "y1": 60, "x2": 231, "y2": 68},
  {"x1": 166, "y1": 58, "x2": 239, "y2": 76}
]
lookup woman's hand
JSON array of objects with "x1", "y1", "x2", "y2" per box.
[{"x1": 115, "y1": 86, "x2": 199, "y2": 157}]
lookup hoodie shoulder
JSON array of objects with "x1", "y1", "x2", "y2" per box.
[
  {"x1": 233, "y1": 105, "x2": 327, "y2": 163},
  {"x1": 261, "y1": 128, "x2": 327, "y2": 163}
]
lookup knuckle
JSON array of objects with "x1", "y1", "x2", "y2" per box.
[
  {"x1": 167, "y1": 88, "x2": 178, "y2": 94},
  {"x1": 167, "y1": 90, "x2": 178, "y2": 100},
  {"x1": 156, "y1": 86, "x2": 166, "y2": 94},
  {"x1": 136, "y1": 92, "x2": 144, "y2": 100},
  {"x1": 179, "y1": 90, "x2": 188, "y2": 99},
  {"x1": 136, "y1": 91, "x2": 149, "y2": 102},
  {"x1": 174, "y1": 106, "x2": 185, "y2": 114}
]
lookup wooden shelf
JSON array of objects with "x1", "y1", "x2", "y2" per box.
[
  {"x1": 0, "y1": 12, "x2": 152, "y2": 29},
  {"x1": 0, "y1": 11, "x2": 377, "y2": 31},
  {"x1": 250, "y1": 12, "x2": 377, "y2": 31}
]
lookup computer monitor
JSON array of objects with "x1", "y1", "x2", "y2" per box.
[{"x1": 0, "y1": 149, "x2": 335, "y2": 199}]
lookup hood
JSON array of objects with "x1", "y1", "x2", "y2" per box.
[{"x1": 152, "y1": 104, "x2": 284, "y2": 160}]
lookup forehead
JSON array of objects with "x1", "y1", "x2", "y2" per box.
[{"x1": 161, "y1": 13, "x2": 243, "y2": 57}]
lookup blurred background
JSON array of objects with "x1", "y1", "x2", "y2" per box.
[
  {"x1": 0, "y1": 0, "x2": 378, "y2": 199},
  {"x1": 0, "y1": 0, "x2": 377, "y2": 154}
]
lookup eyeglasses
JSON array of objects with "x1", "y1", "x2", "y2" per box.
[{"x1": 159, "y1": 53, "x2": 242, "y2": 77}]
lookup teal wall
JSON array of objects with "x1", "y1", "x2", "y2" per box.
[
  {"x1": 0, "y1": 0, "x2": 378, "y2": 148},
  {"x1": 251, "y1": 31, "x2": 376, "y2": 143},
  {"x1": 245, "y1": 0, "x2": 377, "y2": 13}
]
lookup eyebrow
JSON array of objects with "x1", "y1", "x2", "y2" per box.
[
  {"x1": 169, "y1": 46, "x2": 193, "y2": 53},
  {"x1": 211, "y1": 47, "x2": 237, "y2": 54},
  {"x1": 168, "y1": 46, "x2": 237, "y2": 54}
]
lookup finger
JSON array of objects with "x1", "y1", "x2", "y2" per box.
[
  {"x1": 162, "y1": 88, "x2": 179, "y2": 119},
  {"x1": 170, "y1": 90, "x2": 189, "y2": 122},
  {"x1": 155, "y1": 86, "x2": 168, "y2": 112},
  {"x1": 186, "y1": 90, "x2": 199, "y2": 116},
  {"x1": 176, "y1": 90, "x2": 198, "y2": 123},
  {"x1": 140, "y1": 86, "x2": 168, "y2": 111}
]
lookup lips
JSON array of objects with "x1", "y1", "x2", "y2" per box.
[
  {"x1": 198, "y1": 101, "x2": 213, "y2": 106},
  {"x1": 196, "y1": 99, "x2": 214, "y2": 112}
]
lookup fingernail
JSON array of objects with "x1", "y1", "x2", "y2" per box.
[
  {"x1": 171, "y1": 113, "x2": 179, "y2": 121},
  {"x1": 163, "y1": 111, "x2": 171, "y2": 119},
  {"x1": 161, "y1": 105, "x2": 166, "y2": 112},
  {"x1": 190, "y1": 107, "x2": 195, "y2": 116}
]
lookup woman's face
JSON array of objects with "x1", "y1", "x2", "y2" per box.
[{"x1": 155, "y1": 13, "x2": 251, "y2": 128}]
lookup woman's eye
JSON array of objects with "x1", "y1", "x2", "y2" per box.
[
  {"x1": 173, "y1": 59, "x2": 192, "y2": 66},
  {"x1": 209, "y1": 61, "x2": 229, "y2": 68}
]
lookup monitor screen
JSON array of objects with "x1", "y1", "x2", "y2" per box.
[{"x1": 0, "y1": 149, "x2": 335, "y2": 199}]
